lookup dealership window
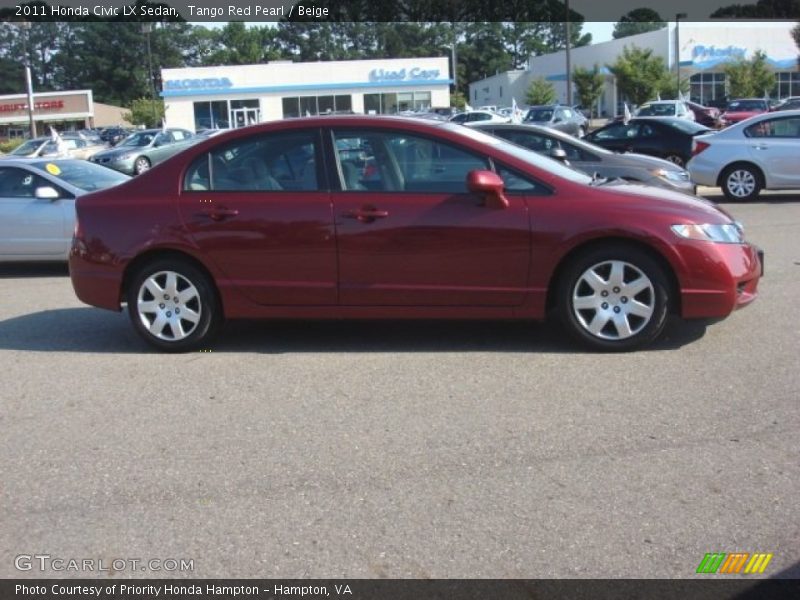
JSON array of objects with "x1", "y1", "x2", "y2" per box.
[
  {"x1": 689, "y1": 72, "x2": 728, "y2": 105},
  {"x1": 363, "y1": 92, "x2": 431, "y2": 114},
  {"x1": 281, "y1": 95, "x2": 352, "y2": 118},
  {"x1": 193, "y1": 101, "x2": 229, "y2": 130},
  {"x1": 776, "y1": 72, "x2": 800, "y2": 99}
]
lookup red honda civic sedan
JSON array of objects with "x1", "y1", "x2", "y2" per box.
[{"x1": 69, "y1": 116, "x2": 762, "y2": 352}]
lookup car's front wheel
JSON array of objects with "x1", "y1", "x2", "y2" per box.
[
  {"x1": 721, "y1": 164, "x2": 761, "y2": 201},
  {"x1": 664, "y1": 154, "x2": 685, "y2": 167},
  {"x1": 558, "y1": 246, "x2": 670, "y2": 351},
  {"x1": 133, "y1": 156, "x2": 151, "y2": 175},
  {"x1": 127, "y1": 259, "x2": 221, "y2": 352}
]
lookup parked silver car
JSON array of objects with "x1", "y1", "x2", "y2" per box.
[
  {"x1": 89, "y1": 128, "x2": 195, "y2": 175},
  {"x1": 523, "y1": 105, "x2": 588, "y2": 137},
  {"x1": 0, "y1": 158, "x2": 129, "y2": 261},
  {"x1": 471, "y1": 122, "x2": 695, "y2": 194}
]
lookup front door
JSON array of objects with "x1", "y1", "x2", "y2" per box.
[
  {"x1": 746, "y1": 116, "x2": 800, "y2": 187},
  {"x1": 178, "y1": 128, "x2": 336, "y2": 305},
  {"x1": 330, "y1": 129, "x2": 530, "y2": 307},
  {"x1": 0, "y1": 166, "x2": 70, "y2": 258}
]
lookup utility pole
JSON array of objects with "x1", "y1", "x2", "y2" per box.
[
  {"x1": 565, "y1": 0, "x2": 573, "y2": 105},
  {"x1": 675, "y1": 13, "x2": 687, "y2": 96},
  {"x1": 20, "y1": 22, "x2": 36, "y2": 138},
  {"x1": 142, "y1": 23, "x2": 158, "y2": 126}
]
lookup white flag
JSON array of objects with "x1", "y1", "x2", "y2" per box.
[
  {"x1": 511, "y1": 97, "x2": 522, "y2": 123},
  {"x1": 49, "y1": 126, "x2": 67, "y2": 157},
  {"x1": 623, "y1": 103, "x2": 632, "y2": 125},
  {"x1": 464, "y1": 103, "x2": 473, "y2": 112},
  {"x1": 161, "y1": 118, "x2": 167, "y2": 133},
  {"x1": 305, "y1": 110, "x2": 312, "y2": 117},
  {"x1": 656, "y1": 92, "x2": 662, "y2": 101}
]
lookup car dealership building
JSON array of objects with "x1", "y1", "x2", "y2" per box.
[
  {"x1": 469, "y1": 23, "x2": 799, "y2": 116},
  {"x1": 161, "y1": 57, "x2": 452, "y2": 131}
]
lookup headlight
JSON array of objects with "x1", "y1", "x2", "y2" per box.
[
  {"x1": 671, "y1": 222, "x2": 745, "y2": 243},
  {"x1": 651, "y1": 168, "x2": 690, "y2": 182},
  {"x1": 115, "y1": 153, "x2": 134, "y2": 161}
]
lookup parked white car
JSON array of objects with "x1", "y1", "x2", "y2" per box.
[
  {"x1": 688, "y1": 110, "x2": 800, "y2": 201},
  {"x1": 635, "y1": 100, "x2": 695, "y2": 121},
  {"x1": 449, "y1": 110, "x2": 510, "y2": 125}
]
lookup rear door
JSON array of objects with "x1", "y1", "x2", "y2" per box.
[
  {"x1": 178, "y1": 128, "x2": 337, "y2": 305},
  {"x1": 745, "y1": 116, "x2": 800, "y2": 187}
]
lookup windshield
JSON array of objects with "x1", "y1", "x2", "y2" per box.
[
  {"x1": 637, "y1": 103, "x2": 677, "y2": 117},
  {"x1": 727, "y1": 100, "x2": 767, "y2": 111},
  {"x1": 444, "y1": 123, "x2": 593, "y2": 185},
  {"x1": 119, "y1": 132, "x2": 156, "y2": 147},
  {"x1": 10, "y1": 140, "x2": 45, "y2": 155},
  {"x1": 525, "y1": 109, "x2": 554, "y2": 122},
  {"x1": 31, "y1": 160, "x2": 129, "y2": 191}
]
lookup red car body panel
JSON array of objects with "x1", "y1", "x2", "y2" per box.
[{"x1": 69, "y1": 116, "x2": 761, "y2": 324}]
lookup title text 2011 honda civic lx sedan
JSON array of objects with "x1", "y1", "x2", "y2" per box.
[{"x1": 68, "y1": 116, "x2": 763, "y2": 352}]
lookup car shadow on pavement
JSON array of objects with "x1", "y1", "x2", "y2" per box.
[
  {"x1": 0, "y1": 263, "x2": 69, "y2": 278},
  {"x1": 0, "y1": 310, "x2": 708, "y2": 354}
]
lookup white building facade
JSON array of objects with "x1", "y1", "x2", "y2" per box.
[
  {"x1": 162, "y1": 57, "x2": 451, "y2": 131},
  {"x1": 469, "y1": 23, "x2": 799, "y2": 116}
]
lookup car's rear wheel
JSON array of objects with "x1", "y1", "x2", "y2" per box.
[
  {"x1": 127, "y1": 259, "x2": 221, "y2": 352},
  {"x1": 721, "y1": 164, "x2": 761, "y2": 201},
  {"x1": 558, "y1": 246, "x2": 670, "y2": 351},
  {"x1": 664, "y1": 154, "x2": 685, "y2": 167},
  {"x1": 133, "y1": 156, "x2": 151, "y2": 175}
]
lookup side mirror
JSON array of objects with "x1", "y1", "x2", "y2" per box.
[
  {"x1": 466, "y1": 170, "x2": 509, "y2": 209},
  {"x1": 35, "y1": 186, "x2": 60, "y2": 200},
  {"x1": 549, "y1": 147, "x2": 569, "y2": 163}
]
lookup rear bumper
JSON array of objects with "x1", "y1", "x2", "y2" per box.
[
  {"x1": 679, "y1": 243, "x2": 762, "y2": 319},
  {"x1": 68, "y1": 250, "x2": 124, "y2": 311}
]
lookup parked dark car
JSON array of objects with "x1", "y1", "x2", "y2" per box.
[
  {"x1": 99, "y1": 126, "x2": 132, "y2": 146},
  {"x1": 524, "y1": 105, "x2": 587, "y2": 137},
  {"x1": 583, "y1": 118, "x2": 712, "y2": 167},
  {"x1": 471, "y1": 122, "x2": 695, "y2": 194},
  {"x1": 69, "y1": 116, "x2": 761, "y2": 353},
  {"x1": 685, "y1": 100, "x2": 722, "y2": 128},
  {"x1": 771, "y1": 97, "x2": 800, "y2": 111}
]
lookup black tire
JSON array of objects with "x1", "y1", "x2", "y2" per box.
[
  {"x1": 557, "y1": 245, "x2": 671, "y2": 351},
  {"x1": 721, "y1": 163, "x2": 762, "y2": 201},
  {"x1": 664, "y1": 154, "x2": 685, "y2": 167},
  {"x1": 127, "y1": 258, "x2": 221, "y2": 352},
  {"x1": 133, "y1": 156, "x2": 151, "y2": 175}
]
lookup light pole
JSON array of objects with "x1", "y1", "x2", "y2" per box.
[
  {"x1": 142, "y1": 23, "x2": 158, "y2": 126},
  {"x1": 565, "y1": 0, "x2": 572, "y2": 106},
  {"x1": 675, "y1": 13, "x2": 688, "y2": 97},
  {"x1": 19, "y1": 22, "x2": 36, "y2": 138}
]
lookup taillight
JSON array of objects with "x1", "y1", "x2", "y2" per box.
[{"x1": 692, "y1": 140, "x2": 710, "y2": 156}]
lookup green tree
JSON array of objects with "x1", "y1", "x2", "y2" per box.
[
  {"x1": 572, "y1": 65, "x2": 605, "y2": 118},
  {"x1": 792, "y1": 22, "x2": 800, "y2": 70},
  {"x1": 608, "y1": 45, "x2": 669, "y2": 106},
  {"x1": 123, "y1": 97, "x2": 165, "y2": 129},
  {"x1": 724, "y1": 51, "x2": 775, "y2": 98},
  {"x1": 613, "y1": 9, "x2": 667, "y2": 40},
  {"x1": 525, "y1": 77, "x2": 556, "y2": 105}
]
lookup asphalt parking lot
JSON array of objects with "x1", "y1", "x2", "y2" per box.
[{"x1": 1, "y1": 192, "x2": 798, "y2": 579}]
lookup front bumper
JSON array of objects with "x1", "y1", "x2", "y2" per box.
[
  {"x1": 679, "y1": 242, "x2": 762, "y2": 319},
  {"x1": 89, "y1": 155, "x2": 135, "y2": 175}
]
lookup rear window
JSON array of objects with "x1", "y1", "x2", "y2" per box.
[{"x1": 727, "y1": 100, "x2": 768, "y2": 111}]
